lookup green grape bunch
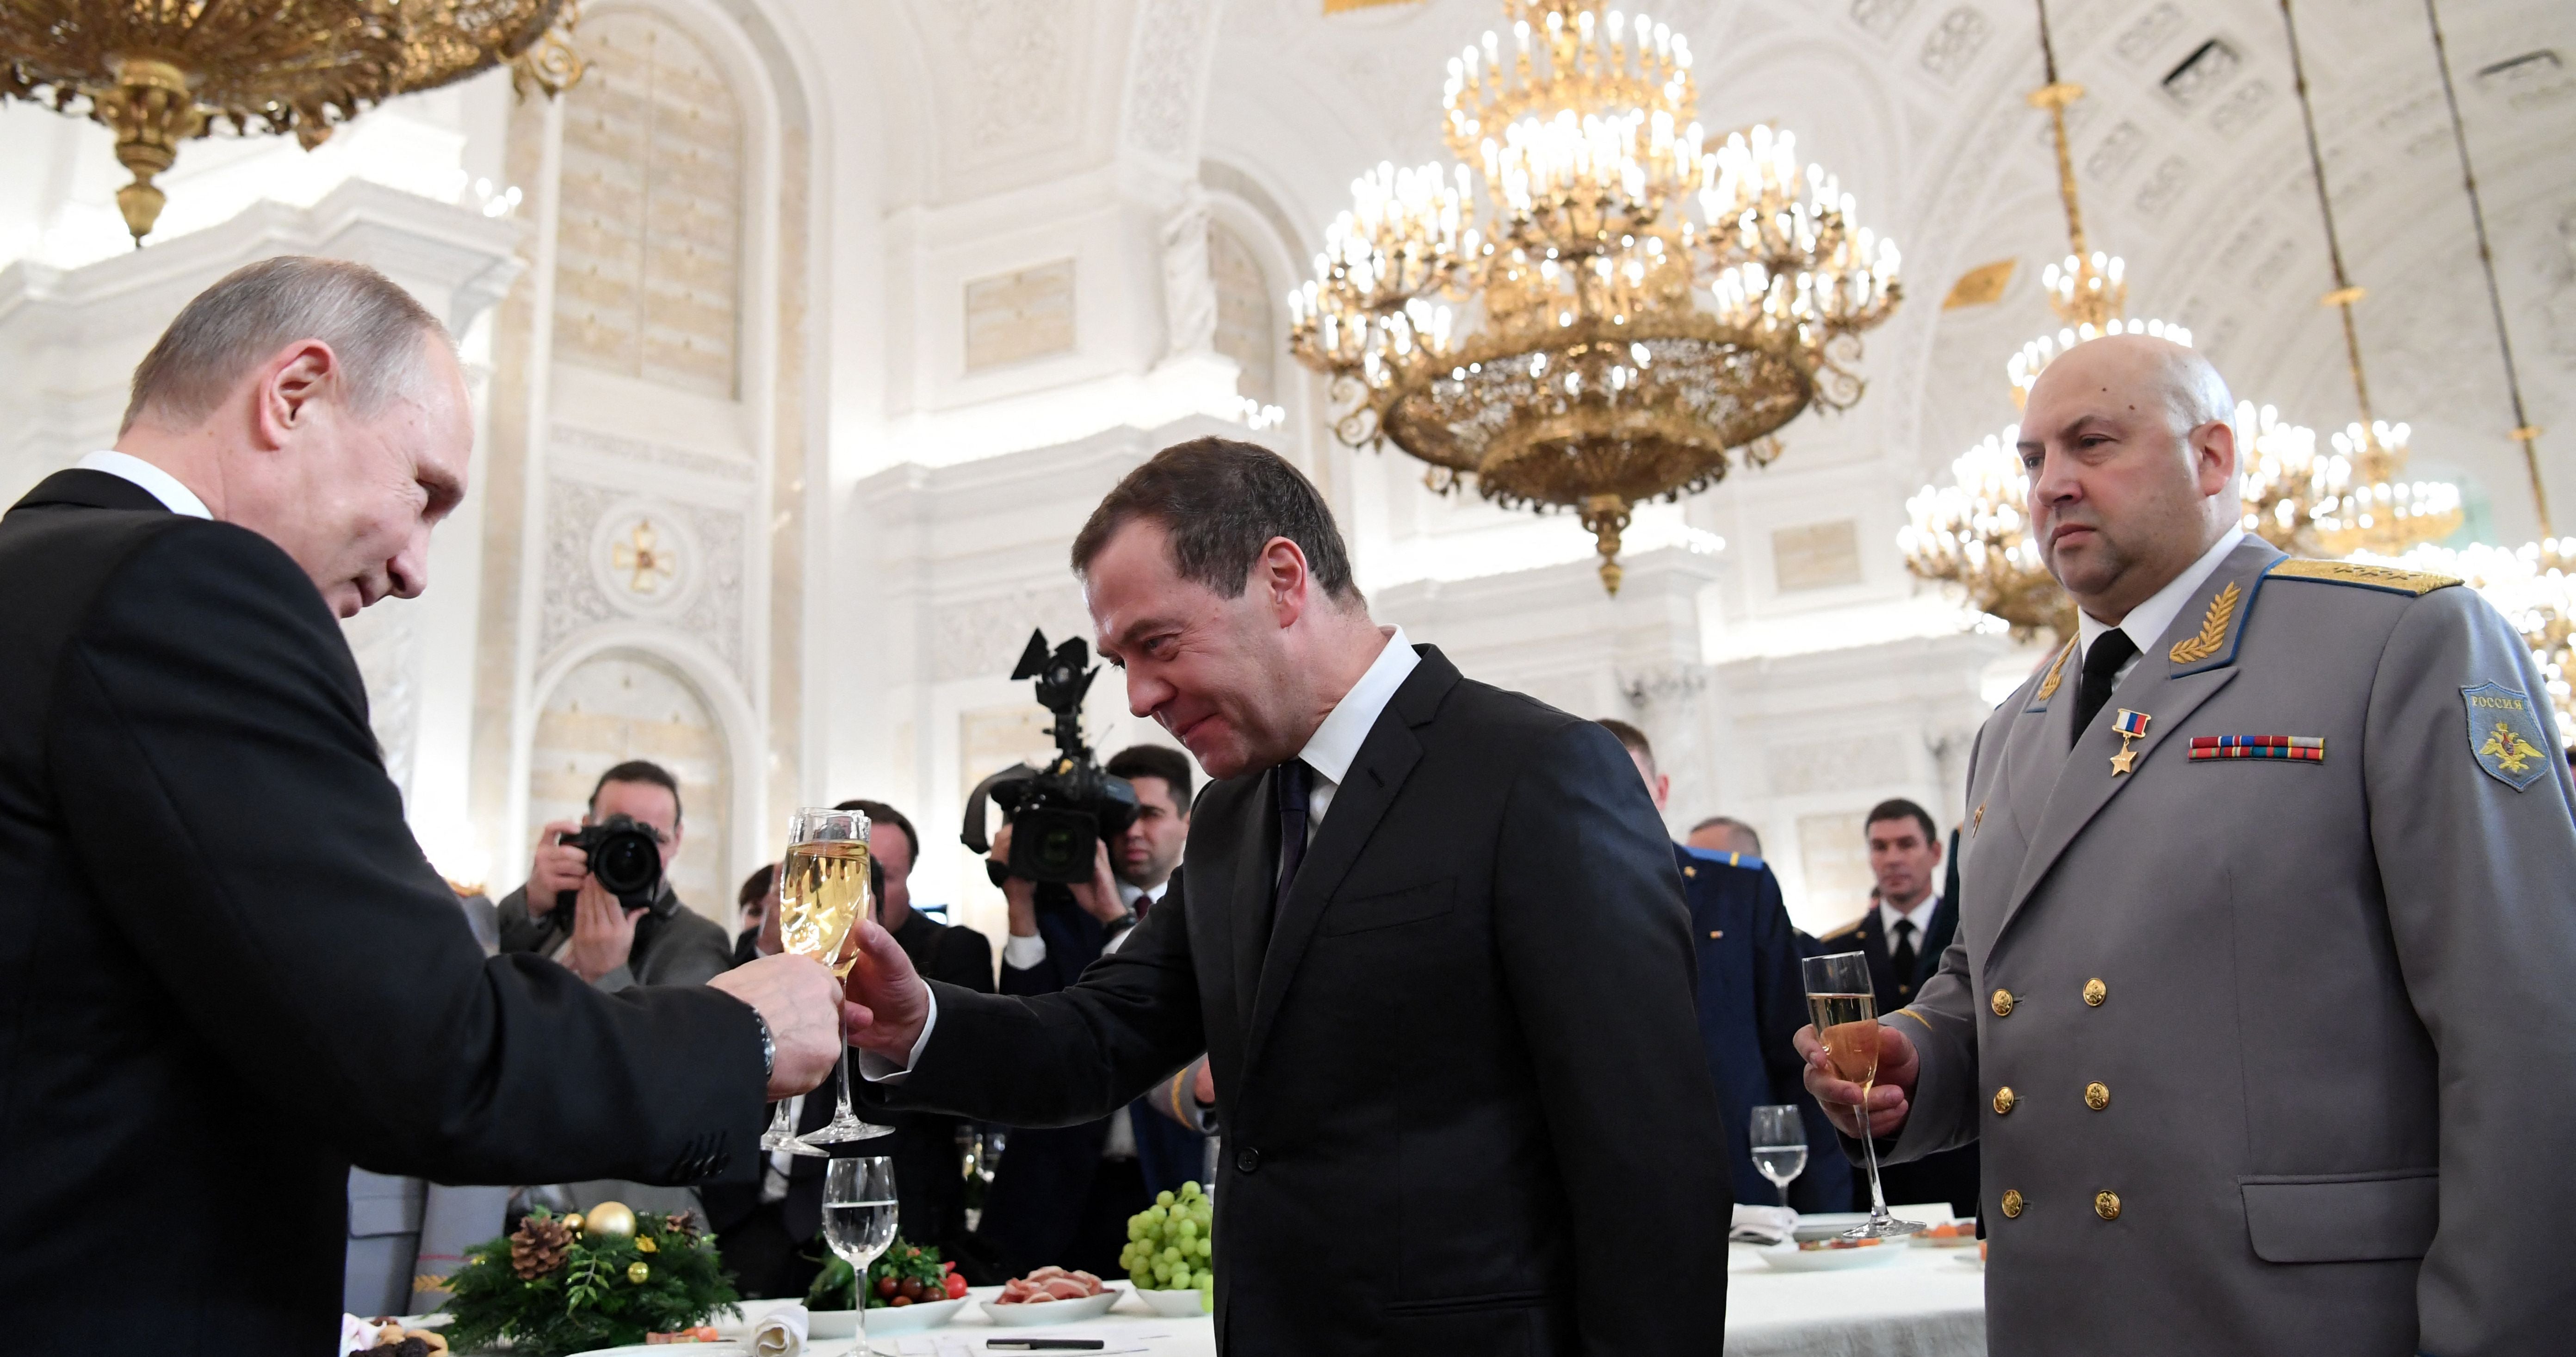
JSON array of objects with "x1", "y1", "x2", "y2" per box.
[{"x1": 1120, "y1": 1181, "x2": 1214, "y2": 1305}]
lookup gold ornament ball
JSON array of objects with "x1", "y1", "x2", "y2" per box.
[
  {"x1": 561, "y1": 1212, "x2": 584, "y2": 1233},
  {"x1": 584, "y1": 1202, "x2": 637, "y2": 1239},
  {"x1": 627, "y1": 1261, "x2": 651, "y2": 1284}
]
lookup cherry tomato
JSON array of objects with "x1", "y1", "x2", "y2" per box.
[
  {"x1": 943, "y1": 1273, "x2": 969, "y2": 1299},
  {"x1": 891, "y1": 1295, "x2": 912, "y2": 1307},
  {"x1": 875, "y1": 1276, "x2": 898, "y2": 1297}
]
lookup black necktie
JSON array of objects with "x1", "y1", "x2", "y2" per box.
[
  {"x1": 1889, "y1": 917, "x2": 1918, "y2": 992},
  {"x1": 1273, "y1": 759, "x2": 1311, "y2": 909},
  {"x1": 2072, "y1": 629, "x2": 2139, "y2": 745}
]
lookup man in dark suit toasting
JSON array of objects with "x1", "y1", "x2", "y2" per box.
[
  {"x1": 0, "y1": 257, "x2": 849, "y2": 1355},
  {"x1": 842, "y1": 439, "x2": 1728, "y2": 1355}
]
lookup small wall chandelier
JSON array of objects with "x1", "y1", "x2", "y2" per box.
[
  {"x1": 0, "y1": 0, "x2": 584, "y2": 243},
  {"x1": 1288, "y1": 0, "x2": 1902, "y2": 595}
]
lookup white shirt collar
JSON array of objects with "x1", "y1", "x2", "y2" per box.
[
  {"x1": 1117, "y1": 879, "x2": 1169, "y2": 910},
  {"x1": 2076, "y1": 526, "x2": 2244, "y2": 664},
  {"x1": 1292, "y1": 626, "x2": 1419, "y2": 789},
  {"x1": 75, "y1": 450, "x2": 212, "y2": 520},
  {"x1": 1878, "y1": 893, "x2": 1938, "y2": 938}
]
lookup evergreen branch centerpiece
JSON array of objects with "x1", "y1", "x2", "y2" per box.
[{"x1": 441, "y1": 1202, "x2": 739, "y2": 1356}]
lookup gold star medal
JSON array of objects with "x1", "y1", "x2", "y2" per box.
[{"x1": 2109, "y1": 709, "x2": 2150, "y2": 776}]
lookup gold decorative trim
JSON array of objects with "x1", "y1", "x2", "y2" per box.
[
  {"x1": 2269, "y1": 558, "x2": 2462, "y2": 596},
  {"x1": 2035, "y1": 638, "x2": 2076, "y2": 700},
  {"x1": 1891, "y1": 1008, "x2": 1935, "y2": 1033},
  {"x1": 2168, "y1": 581, "x2": 2241, "y2": 663}
]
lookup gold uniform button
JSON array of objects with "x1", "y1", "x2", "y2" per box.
[
  {"x1": 1993, "y1": 1086, "x2": 2017, "y2": 1115},
  {"x1": 2000, "y1": 1189, "x2": 2025, "y2": 1219},
  {"x1": 2083, "y1": 978, "x2": 2107, "y2": 1007},
  {"x1": 2095, "y1": 1190, "x2": 2121, "y2": 1221},
  {"x1": 1991, "y1": 989, "x2": 2015, "y2": 1017},
  {"x1": 2085, "y1": 1082, "x2": 2111, "y2": 1111}
]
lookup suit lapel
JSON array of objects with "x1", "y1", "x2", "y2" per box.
[
  {"x1": 1240, "y1": 650, "x2": 1456, "y2": 1072},
  {"x1": 1228, "y1": 773, "x2": 1280, "y2": 1031},
  {"x1": 1993, "y1": 540, "x2": 2285, "y2": 947}
]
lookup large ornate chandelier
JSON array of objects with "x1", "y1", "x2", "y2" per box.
[
  {"x1": 2275, "y1": 0, "x2": 2461, "y2": 558},
  {"x1": 1287, "y1": 0, "x2": 1902, "y2": 594},
  {"x1": 0, "y1": 0, "x2": 583, "y2": 243}
]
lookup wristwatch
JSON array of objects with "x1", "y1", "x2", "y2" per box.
[{"x1": 752, "y1": 1010, "x2": 776, "y2": 1080}]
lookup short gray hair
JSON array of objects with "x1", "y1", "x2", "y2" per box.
[{"x1": 121, "y1": 256, "x2": 448, "y2": 435}]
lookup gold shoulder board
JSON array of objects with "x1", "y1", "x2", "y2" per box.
[{"x1": 2269, "y1": 558, "x2": 2462, "y2": 596}]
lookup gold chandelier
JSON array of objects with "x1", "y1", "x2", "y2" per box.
[
  {"x1": 1287, "y1": 0, "x2": 1902, "y2": 594},
  {"x1": 2275, "y1": 0, "x2": 2462, "y2": 558},
  {"x1": 0, "y1": 0, "x2": 584, "y2": 244}
]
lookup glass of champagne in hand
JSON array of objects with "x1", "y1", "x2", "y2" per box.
[
  {"x1": 823, "y1": 1156, "x2": 899, "y2": 1355},
  {"x1": 780, "y1": 807, "x2": 892, "y2": 1147},
  {"x1": 1802, "y1": 950, "x2": 1923, "y2": 1240}
]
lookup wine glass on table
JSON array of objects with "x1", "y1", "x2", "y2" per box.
[
  {"x1": 1802, "y1": 951, "x2": 1924, "y2": 1240},
  {"x1": 775, "y1": 807, "x2": 894, "y2": 1150},
  {"x1": 1749, "y1": 1104, "x2": 1808, "y2": 1209},
  {"x1": 823, "y1": 1156, "x2": 900, "y2": 1355}
]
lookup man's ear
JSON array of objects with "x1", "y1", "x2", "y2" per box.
[
  {"x1": 252, "y1": 340, "x2": 339, "y2": 450},
  {"x1": 2190, "y1": 417, "x2": 2239, "y2": 498},
  {"x1": 1258, "y1": 536, "x2": 1312, "y2": 627}
]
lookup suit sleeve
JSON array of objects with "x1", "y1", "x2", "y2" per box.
[
  {"x1": 2364, "y1": 587, "x2": 2576, "y2": 1357},
  {"x1": 47, "y1": 524, "x2": 768, "y2": 1187},
  {"x1": 863, "y1": 865, "x2": 1205, "y2": 1128},
  {"x1": 1884, "y1": 723, "x2": 1990, "y2": 1166},
  {"x1": 1748, "y1": 870, "x2": 1811, "y2": 1107},
  {"x1": 1492, "y1": 721, "x2": 1730, "y2": 1356}
]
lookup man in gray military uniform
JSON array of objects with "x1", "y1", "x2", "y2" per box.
[{"x1": 1799, "y1": 334, "x2": 2576, "y2": 1356}]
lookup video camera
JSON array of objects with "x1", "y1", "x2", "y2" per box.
[
  {"x1": 554, "y1": 814, "x2": 669, "y2": 914},
  {"x1": 960, "y1": 630, "x2": 1139, "y2": 886}
]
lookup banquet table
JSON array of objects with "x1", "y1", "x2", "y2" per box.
[{"x1": 700, "y1": 1245, "x2": 1983, "y2": 1357}]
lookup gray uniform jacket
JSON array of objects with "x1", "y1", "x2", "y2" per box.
[
  {"x1": 1889, "y1": 539, "x2": 2576, "y2": 1357},
  {"x1": 495, "y1": 881, "x2": 732, "y2": 991}
]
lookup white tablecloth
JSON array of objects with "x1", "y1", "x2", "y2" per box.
[{"x1": 713, "y1": 1248, "x2": 1982, "y2": 1357}]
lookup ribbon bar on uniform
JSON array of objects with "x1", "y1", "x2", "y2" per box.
[{"x1": 2188, "y1": 735, "x2": 2325, "y2": 762}]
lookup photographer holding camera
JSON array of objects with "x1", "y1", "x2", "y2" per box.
[{"x1": 498, "y1": 760, "x2": 733, "y2": 990}]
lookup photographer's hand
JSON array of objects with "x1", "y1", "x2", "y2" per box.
[
  {"x1": 840, "y1": 919, "x2": 931, "y2": 1062},
  {"x1": 526, "y1": 818, "x2": 588, "y2": 918},
  {"x1": 1069, "y1": 839, "x2": 1127, "y2": 927},
  {"x1": 563, "y1": 875, "x2": 644, "y2": 984},
  {"x1": 989, "y1": 825, "x2": 1040, "y2": 940}
]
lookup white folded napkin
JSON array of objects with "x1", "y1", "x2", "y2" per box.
[
  {"x1": 338, "y1": 1315, "x2": 384, "y2": 1357},
  {"x1": 751, "y1": 1303, "x2": 809, "y2": 1357},
  {"x1": 1728, "y1": 1203, "x2": 1798, "y2": 1246}
]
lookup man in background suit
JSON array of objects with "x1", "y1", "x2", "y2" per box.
[
  {"x1": 0, "y1": 257, "x2": 846, "y2": 1355},
  {"x1": 976, "y1": 749, "x2": 1208, "y2": 1277},
  {"x1": 1598, "y1": 721, "x2": 1851, "y2": 1214},
  {"x1": 1815, "y1": 799, "x2": 1975, "y2": 1216},
  {"x1": 498, "y1": 760, "x2": 732, "y2": 990},
  {"x1": 1800, "y1": 335, "x2": 2576, "y2": 1355},
  {"x1": 841, "y1": 438, "x2": 1728, "y2": 1356}
]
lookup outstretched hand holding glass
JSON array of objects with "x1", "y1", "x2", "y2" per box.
[{"x1": 1797, "y1": 951, "x2": 1924, "y2": 1240}]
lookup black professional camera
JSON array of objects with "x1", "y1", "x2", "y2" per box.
[
  {"x1": 960, "y1": 630, "x2": 1139, "y2": 886},
  {"x1": 555, "y1": 813, "x2": 667, "y2": 912}
]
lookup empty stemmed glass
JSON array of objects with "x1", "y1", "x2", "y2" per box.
[
  {"x1": 1749, "y1": 1104, "x2": 1808, "y2": 1209},
  {"x1": 1802, "y1": 950, "x2": 1924, "y2": 1240},
  {"x1": 822, "y1": 1157, "x2": 899, "y2": 1355}
]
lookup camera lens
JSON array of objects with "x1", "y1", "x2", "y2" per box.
[{"x1": 594, "y1": 832, "x2": 658, "y2": 896}]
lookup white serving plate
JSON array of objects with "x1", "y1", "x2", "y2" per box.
[
  {"x1": 569, "y1": 1345, "x2": 744, "y2": 1356},
  {"x1": 844, "y1": 1296, "x2": 967, "y2": 1334},
  {"x1": 1132, "y1": 1287, "x2": 1208, "y2": 1317},
  {"x1": 974, "y1": 1283, "x2": 1122, "y2": 1325},
  {"x1": 1755, "y1": 1238, "x2": 1911, "y2": 1272}
]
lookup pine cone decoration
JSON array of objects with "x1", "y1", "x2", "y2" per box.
[
  {"x1": 508, "y1": 1217, "x2": 574, "y2": 1279},
  {"x1": 663, "y1": 1209, "x2": 698, "y2": 1240}
]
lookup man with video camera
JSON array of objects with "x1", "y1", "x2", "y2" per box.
[{"x1": 499, "y1": 760, "x2": 733, "y2": 990}]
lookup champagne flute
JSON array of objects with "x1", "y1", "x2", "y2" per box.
[
  {"x1": 782, "y1": 807, "x2": 893, "y2": 1146},
  {"x1": 1802, "y1": 950, "x2": 1923, "y2": 1240},
  {"x1": 822, "y1": 1156, "x2": 900, "y2": 1356},
  {"x1": 1749, "y1": 1104, "x2": 1808, "y2": 1209}
]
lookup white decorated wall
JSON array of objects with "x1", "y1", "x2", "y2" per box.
[{"x1": 2, "y1": 0, "x2": 2568, "y2": 939}]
